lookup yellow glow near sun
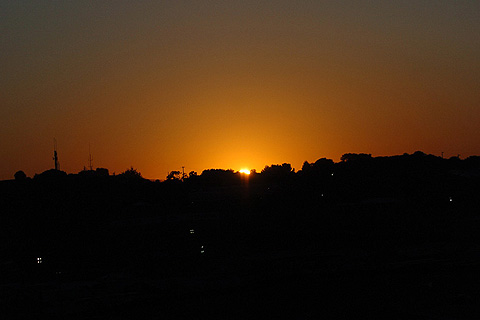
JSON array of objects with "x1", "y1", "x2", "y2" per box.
[{"x1": 239, "y1": 169, "x2": 251, "y2": 175}]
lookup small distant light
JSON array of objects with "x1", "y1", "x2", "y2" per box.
[
  {"x1": 190, "y1": 229, "x2": 195, "y2": 234},
  {"x1": 331, "y1": 173, "x2": 334, "y2": 176},
  {"x1": 200, "y1": 250, "x2": 205, "y2": 254},
  {"x1": 201, "y1": 245, "x2": 204, "y2": 249},
  {"x1": 321, "y1": 193, "x2": 324, "y2": 197},
  {"x1": 37, "y1": 257, "x2": 42, "y2": 264},
  {"x1": 449, "y1": 197, "x2": 453, "y2": 202}
]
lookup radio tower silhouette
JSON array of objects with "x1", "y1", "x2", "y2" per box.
[{"x1": 53, "y1": 138, "x2": 59, "y2": 170}]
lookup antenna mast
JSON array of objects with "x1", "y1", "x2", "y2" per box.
[
  {"x1": 88, "y1": 144, "x2": 93, "y2": 171},
  {"x1": 53, "y1": 138, "x2": 59, "y2": 170}
]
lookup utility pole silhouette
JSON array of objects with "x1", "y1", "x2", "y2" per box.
[{"x1": 53, "y1": 138, "x2": 59, "y2": 170}]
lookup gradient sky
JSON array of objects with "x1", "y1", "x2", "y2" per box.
[{"x1": 1, "y1": 1, "x2": 479, "y2": 180}]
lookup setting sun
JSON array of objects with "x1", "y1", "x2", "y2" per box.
[{"x1": 239, "y1": 169, "x2": 251, "y2": 175}]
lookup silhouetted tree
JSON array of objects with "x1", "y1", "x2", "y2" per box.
[
  {"x1": 314, "y1": 158, "x2": 334, "y2": 168},
  {"x1": 201, "y1": 169, "x2": 235, "y2": 176},
  {"x1": 95, "y1": 168, "x2": 109, "y2": 176},
  {"x1": 340, "y1": 153, "x2": 372, "y2": 162},
  {"x1": 119, "y1": 166, "x2": 143, "y2": 179},
  {"x1": 199, "y1": 169, "x2": 237, "y2": 185},
  {"x1": 412, "y1": 151, "x2": 426, "y2": 157},
  {"x1": 34, "y1": 168, "x2": 67, "y2": 181},
  {"x1": 14, "y1": 170, "x2": 27, "y2": 181},
  {"x1": 302, "y1": 161, "x2": 311, "y2": 172},
  {"x1": 261, "y1": 163, "x2": 294, "y2": 182},
  {"x1": 465, "y1": 156, "x2": 480, "y2": 169},
  {"x1": 301, "y1": 158, "x2": 334, "y2": 179},
  {"x1": 167, "y1": 170, "x2": 181, "y2": 180},
  {"x1": 261, "y1": 163, "x2": 293, "y2": 174}
]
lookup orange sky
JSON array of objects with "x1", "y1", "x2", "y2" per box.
[{"x1": 1, "y1": 1, "x2": 479, "y2": 180}]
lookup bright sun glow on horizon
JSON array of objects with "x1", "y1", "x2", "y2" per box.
[{"x1": 239, "y1": 169, "x2": 251, "y2": 175}]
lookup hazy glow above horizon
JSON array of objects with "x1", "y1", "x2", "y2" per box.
[{"x1": 1, "y1": 1, "x2": 479, "y2": 180}]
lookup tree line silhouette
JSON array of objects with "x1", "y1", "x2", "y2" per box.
[{"x1": 1, "y1": 151, "x2": 480, "y2": 318}]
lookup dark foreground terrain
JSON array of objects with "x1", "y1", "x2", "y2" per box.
[{"x1": 1, "y1": 153, "x2": 480, "y2": 318}]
